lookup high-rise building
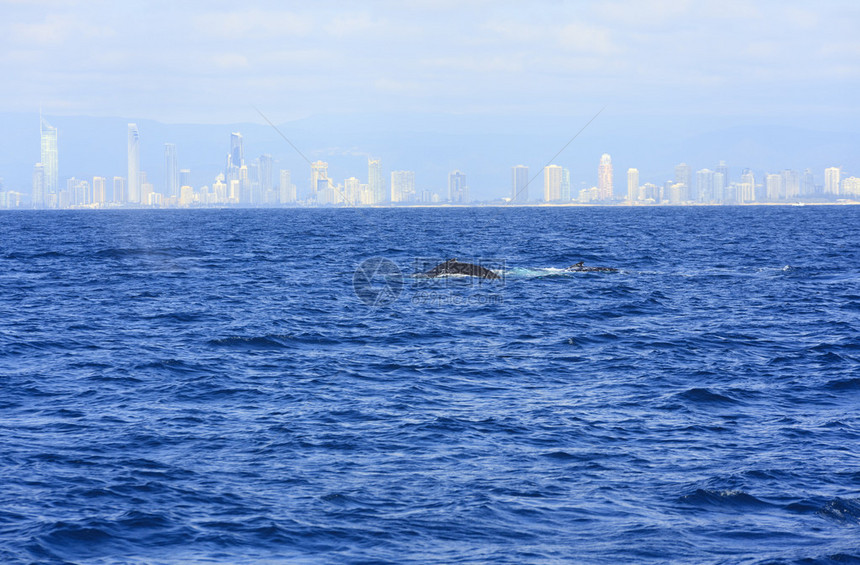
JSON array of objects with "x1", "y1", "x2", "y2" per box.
[
  {"x1": 259, "y1": 154, "x2": 273, "y2": 203},
  {"x1": 766, "y1": 173, "x2": 783, "y2": 201},
  {"x1": 842, "y1": 177, "x2": 860, "y2": 197},
  {"x1": 279, "y1": 170, "x2": 295, "y2": 204},
  {"x1": 782, "y1": 170, "x2": 799, "y2": 199},
  {"x1": 825, "y1": 167, "x2": 841, "y2": 195},
  {"x1": 674, "y1": 163, "x2": 691, "y2": 201},
  {"x1": 40, "y1": 115, "x2": 58, "y2": 196},
  {"x1": 311, "y1": 161, "x2": 329, "y2": 201},
  {"x1": 32, "y1": 163, "x2": 45, "y2": 208},
  {"x1": 543, "y1": 165, "x2": 562, "y2": 202},
  {"x1": 627, "y1": 168, "x2": 639, "y2": 203},
  {"x1": 391, "y1": 170, "x2": 416, "y2": 203},
  {"x1": 716, "y1": 160, "x2": 729, "y2": 185},
  {"x1": 179, "y1": 169, "x2": 191, "y2": 189},
  {"x1": 230, "y1": 132, "x2": 244, "y2": 168},
  {"x1": 448, "y1": 170, "x2": 468, "y2": 203},
  {"x1": 113, "y1": 177, "x2": 126, "y2": 203},
  {"x1": 128, "y1": 124, "x2": 140, "y2": 203},
  {"x1": 512, "y1": 165, "x2": 529, "y2": 203},
  {"x1": 164, "y1": 143, "x2": 178, "y2": 198},
  {"x1": 740, "y1": 170, "x2": 756, "y2": 203},
  {"x1": 696, "y1": 168, "x2": 714, "y2": 202},
  {"x1": 92, "y1": 177, "x2": 106, "y2": 205},
  {"x1": 561, "y1": 168, "x2": 571, "y2": 201},
  {"x1": 802, "y1": 168, "x2": 815, "y2": 195},
  {"x1": 598, "y1": 154, "x2": 613, "y2": 200},
  {"x1": 368, "y1": 158, "x2": 383, "y2": 204},
  {"x1": 713, "y1": 172, "x2": 725, "y2": 202}
]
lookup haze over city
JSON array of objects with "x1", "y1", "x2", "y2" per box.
[{"x1": 1, "y1": 1, "x2": 859, "y2": 204}]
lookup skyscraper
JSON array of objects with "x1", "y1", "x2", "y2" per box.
[
  {"x1": 543, "y1": 165, "x2": 562, "y2": 202},
  {"x1": 113, "y1": 177, "x2": 126, "y2": 203},
  {"x1": 448, "y1": 170, "x2": 468, "y2": 203},
  {"x1": 715, "y1": 161, "x2": 728, "y2": 201},
  {"x1": 740, "y1": 170, "x2": 756, "y2": 203},
  {"x1": 259, "y1": 154, "x2": 273, "y2": 203},
  {"x1": 391, "y1": 170, "x2": 416, "y2": 203},
  {"x1": 598, "y1": 154, "x2": 613, "y2": 201},
  {"x1": 627, "y1": 168, "x2": 639, "y2": 203},
  {"x1": 368, "y1": 158, "x2": 383, "y2": 204},
  {"x1": 279, "y1": 170, "x2": 295, "y2": 203},
  {"x1": 230, "y1": 132, "x2": 244, "y2": 168},
  {"x1": 40, "y1": 115, "x2": 58, "y2": 196},
  {"x1": 802, "y1": 169, "x2": 815, "y2": 195},
  {"x1": 696, "y1": 168, "x2": 714, "y2": 202},
  {"x1": 164, "y1": 143, "x2": 178, "y2": 198},
  {"x1": 561, "y1": 168, "x2": 571, "y2": 201},
  {"x1": 825, "y1": 167, "x2": 841, "y2": 195},
  {"x1": 32, "y1": 163, "x2": 45, "y2": 208},
  {"x1": 782, "y1": 170, "x2": 799, "y2": 199},
  {"x1": 766, "y1": 173, "x2": 783, "y2": 201},
  {"x1": 128, "y1": 124, "x2": 140, "y2": 203},
  {"x1": 311, "y1": 161, "x2": 329, "y2": 201},
  {"x1": 674, "y1": 163, "x2": 692, "y2": 201},
  {"x1": 512, "y1": 165, "x2": 529, "y2": 203},
  {"x1": 92, "y1": 177, "x2": 106, "y2": 205}
]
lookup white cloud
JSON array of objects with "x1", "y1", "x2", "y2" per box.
[
  {"x1": 558, "y1": 22, "x2": 621, "y2": 55},
  {"x1": 193, "y1": 9, "x2": 314, "y2": 40}
]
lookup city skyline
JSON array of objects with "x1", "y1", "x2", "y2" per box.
[{"x1": 3, "y1": 116, "x2": 859, "y2": 209}]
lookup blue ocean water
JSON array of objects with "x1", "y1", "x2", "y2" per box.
[{"x1": 1, "y1": 206, "x2": 859, "y2": 565}]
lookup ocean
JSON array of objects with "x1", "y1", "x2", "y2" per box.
[{"x1": 1, "y1": 206, "x2": 858, "y2": 564}]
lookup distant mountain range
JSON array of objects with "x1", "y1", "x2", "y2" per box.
[{"x1": 1, "y1": 111, "x2": 856, "y2": 199}]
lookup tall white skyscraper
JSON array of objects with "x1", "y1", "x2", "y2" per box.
[
  {"x1": 40, "y1": 115, "x2": 58, "y2": 195},
  {"x1": 561, "y1": 168, "x2": 571, "y2": 201},
  {"x1": 782, "y1": 170, "x2": 799, "y2": 199},
  {"x1": 802, "y1": 169, "x2": 815, "y2": 195},
  {"x1": 512, "y1": 165, "x2": 529, "y2": 203},
  {"x1": 627, "y1": 168, "x2": 639, "y2": 203},
  {"x1": 696, "y1": 168, "x2": 714, "y2": 202},
  {"x1": 32, "y1": 163, "x2": 45, "y2": 207},
  {"x1": 128, "y1": 124, "x2": 140, "y2": 203},
  {"x1": 230, "y1": 132, "x2": 244, "y2": 168},
  {"x1": 92, "y1": 176, "x2": 106, "y2": 205},
  {"x1": 311, "y1": 161, "x2": 329, "y2": 201},
  {"x1": 766, "y1": 173, "x2": 784, "y2": 201},
  {"x1": 113, "y1": 177, "x2": 126, "y2": 203},
  {"x1": 598, "y1": 154, "x2": 613, "y2": 201},
  {"x1": 675, "y1": 163, "x2": 692, "y2": 201},
  {"x1": 391, "y1": 170, "x2": 415, "y2": 203},
  {"x1": 825, "y1": 167, "x2": 841, "y2": 195},
  {"x1": 543, "y1": 165, "x2": 562, "y2": 202},
  {"x1": 448, "y1": 170, "x2": 468, "y2": 203},
  {"x1": 164, "y1": 143, "x2": 178, "y2": 198},
  {"x1": 279, "y1": 170, "x2": 295, "y2": 203},
  {"x1": 368, "y1": 158, "x2": 383, "y2": 204},
  {"x1": 259, "y1": 154, "x2": 273, "y2": 203},
  {"x1": 740, "y1": 170, "x2": 756, "y2": 203}
]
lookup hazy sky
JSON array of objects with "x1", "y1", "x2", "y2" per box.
[{"x1": 3, "y1": 0, "x2": 859, "y2": 126}]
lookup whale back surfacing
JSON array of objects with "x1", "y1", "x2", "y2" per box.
[{"x1": 423, "y1": 259, "x2": 501, "y2": 279}]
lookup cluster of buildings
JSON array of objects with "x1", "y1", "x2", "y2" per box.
[
  {"x1": 3, "y1": 118, "x2": 857, "y2": 209},
  {"x1": 624, "y1": 161, "x2": 859, "y2": 205}
]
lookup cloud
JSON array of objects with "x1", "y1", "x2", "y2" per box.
[
  {"x1": 8, "y1": 13, "x2": 114, "y2": 46},
  {"x1": 193, "y1": 9, "x2": 314, "y2": 40},
  {"x1": 558, "y1": 22, "x2": 621, "y2": 55}
]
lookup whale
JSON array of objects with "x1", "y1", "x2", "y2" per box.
[
  {"x1": 421, "y1": 258, "x2": 501, "y2": 279},
  {"x1": 566, "y1": 261, "x2": 618, "y2": 273}
]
